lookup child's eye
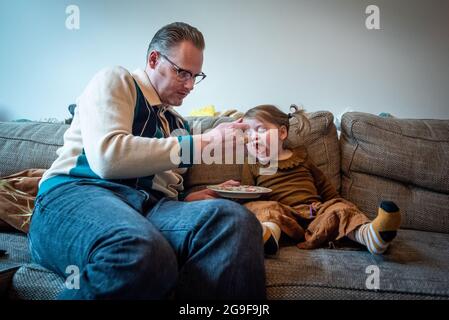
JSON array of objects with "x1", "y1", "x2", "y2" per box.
[{"x1": 257, "y1": 128, "x2": 267, "y2": 133}]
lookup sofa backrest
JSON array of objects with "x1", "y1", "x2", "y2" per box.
[
  {"x1": 183, "y1": 111, "x2": 341, "y2": 193},
  {"x1": 0, "y1": 111, "x2": 341, "y2": 193},
  {"x1": 340, "y1": 112, "x2": 449, "y2": 234},
  {"x1": 5, "y1": 113, "x2": 446, "y2": 234},
  {"x1": 0, "y1": 122, "x2": 68, "y2": 177}
]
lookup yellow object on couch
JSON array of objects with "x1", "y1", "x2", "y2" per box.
[
  {"x1": 189, "y1": 105, "x2": 217, "y2": 117},
  {"x1": 189, "y1": 105, "x2": 245, "y2": 119}
]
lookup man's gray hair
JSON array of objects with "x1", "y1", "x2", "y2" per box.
[{"x1": 147, "y1": 22, "x2": 205, "y2": 60}]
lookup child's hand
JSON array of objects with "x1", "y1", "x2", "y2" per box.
[
  {"x1": 184, "y1": 180, "x2": 241, "y2": 201},
  {"x1": 184, "y1": 188, "x2": 219, "y2": 202}
]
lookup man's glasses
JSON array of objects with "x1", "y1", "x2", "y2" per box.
[{"x1": 159, "y1": 52, "x2": 206, "y2": 85}]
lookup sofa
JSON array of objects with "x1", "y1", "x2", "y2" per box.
[{"x1": 1, "y1": 111, "x2": 448, "y2": 300}]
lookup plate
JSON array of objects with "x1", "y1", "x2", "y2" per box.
[{"x1": 207, "y1": 185, "x2": 272, "y2": 199}]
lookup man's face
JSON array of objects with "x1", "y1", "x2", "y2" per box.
[{"x1": 148, "y1": 40, "x2": 204, "y2": 106}]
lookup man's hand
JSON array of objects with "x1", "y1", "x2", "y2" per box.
[
  {"x1": 200, "y1": 118, "x2": 249, "y2": 150},
  {"x1": 183, "y1": 180, "x2": 241, "y2": 202}
]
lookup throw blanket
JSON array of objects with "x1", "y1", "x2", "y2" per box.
[{"x1": 0, "y1": 169, "x2": 45, "y2": 233}]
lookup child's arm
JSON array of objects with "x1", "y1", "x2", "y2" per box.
[{"x1": 308, "y1": 161, "x2": 340, "y2": 201}]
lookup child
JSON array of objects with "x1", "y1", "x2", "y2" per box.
[{"x1": 241, "y1": 104, "x2": 401, "y2": 256}]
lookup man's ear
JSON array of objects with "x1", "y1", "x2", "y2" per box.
[{"x1": 147, "y1": 50, "x2": 159, "y2": 69}]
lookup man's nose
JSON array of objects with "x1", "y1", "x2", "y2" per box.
[{"x1": 184, "y1": 78, "x2": 195, "y2": 90}]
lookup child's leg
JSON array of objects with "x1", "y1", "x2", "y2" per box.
[
  {"x1": 244, "y1": 200, "x2": 303, "y2": 257},
  {"x1": 262, "y1": 222, "x2": 281, "y2": 256},
  {"x1": 347, "y1": 201, "x2": 401, "y2": 255}
]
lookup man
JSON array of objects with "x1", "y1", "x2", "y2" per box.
[{"x1": 29, "y1": 22, "x2": 266, "y2": 299}]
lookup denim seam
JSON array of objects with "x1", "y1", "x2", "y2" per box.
[{"x1": 158, "y1": 228, "x2": 192, "y2": 232}]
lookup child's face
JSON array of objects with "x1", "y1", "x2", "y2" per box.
[{"x1": 243, "y1": 118, "x2": 285, "y2": 162}]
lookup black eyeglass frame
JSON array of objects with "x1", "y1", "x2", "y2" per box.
[{"x1": 158, "y1": 52, "x2": 207, "y2": 85}]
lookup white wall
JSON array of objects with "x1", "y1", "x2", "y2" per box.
[{"x1": 1, "y1": 0, "x2": 448, "y2": 121}]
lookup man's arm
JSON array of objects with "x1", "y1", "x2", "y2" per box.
[
  {"x1": 77, "y1": 66, "x2": 196, "y2": 179},
  {"x1": 77, "y1": 67, "x2": 247, "y2": 180}
]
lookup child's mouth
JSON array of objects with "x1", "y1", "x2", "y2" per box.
[{"x1": 255, "y1": 142, "x2": 267, "y2": 155}]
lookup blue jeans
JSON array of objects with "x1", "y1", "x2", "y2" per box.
[{"x1": 28, "y1": 179, "x2": 266, "y2": 300}]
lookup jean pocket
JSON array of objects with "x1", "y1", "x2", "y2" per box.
[{"x1": 33, "y1": 194, "x2": 43, "y2": 208}]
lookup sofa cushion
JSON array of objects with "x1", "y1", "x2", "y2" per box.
[
  {"x1": 266, "y1": 229, "x2": 449, "y2": 299},
  {"x1": 0, "y1": 122, "x2": 68, "y2": 177},
  {"x1": 0, "y1": 232, "x2": 30, "y2": 298},
  {"x1": 0, "y1": 231, "x2": 64, "y2": 300},
  {"x1": 340, "y1": 112, "x2": 449, "y2": 233},
  {"x1": 8, "y1": 263, "x2": 65, "y2": 300},
  {"x1": 2, "y1": 229, "x2": 449, "y2": 299},
  {"x1": 0, "y1": 232, "x2": 31, "y2": 269},
  {"x1": 184, "y1": 111, "x2": 341, "y2": 193},
  {"x1": 0, "y1": 113, "x2": 341, "y2": 194}
]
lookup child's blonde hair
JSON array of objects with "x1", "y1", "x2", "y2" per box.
[{"x1": 243, "y1": 104, "x2": 310, "y2": 146}]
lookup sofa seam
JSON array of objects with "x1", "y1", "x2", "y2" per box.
[
  {"x1": 0, "y1": 136, "x2": 62, "y2": 147},
  {"x1": 348, "y1": 168, "x2": 449, "y2": 196},
  {"x1": 343, "y1": 135, "x2": 358, "y2": 189},
  {"x1": 351, "y1": 119, "x2": 449, "y2": 143},
  {"x1": 267, "y1": 282, "x2": 449, "y2": 298}
]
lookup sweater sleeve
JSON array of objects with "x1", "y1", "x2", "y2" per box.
[
  {"x1": 77, "y1": 66, "x2": 196, "y2": 179},
  {"x1": 308, "y1": 160, "x2": 340, "y2": 201}
]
